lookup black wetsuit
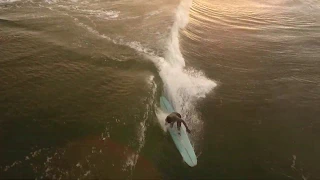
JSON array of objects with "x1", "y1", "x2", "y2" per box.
[{"x1": 165, "y1": 112, "x2": 191, "y2": 133}]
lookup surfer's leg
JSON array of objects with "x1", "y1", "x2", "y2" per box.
[
  {"x1": 177, "y1": 121, "x2": 181, "y2": 131},
  {"x1": 177, "y1": 122, "x2": 181, "y2": 135}
]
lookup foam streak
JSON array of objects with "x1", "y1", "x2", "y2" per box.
[{"x1": 157, "y1": 0, "x2": 216, "y2": 136}]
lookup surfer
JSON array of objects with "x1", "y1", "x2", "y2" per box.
[{"x1": 165, "y1": 112, "x2": 191, "y2": 134}]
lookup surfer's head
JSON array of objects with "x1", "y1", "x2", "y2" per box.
[{"x1": 166, "y1": 118, "x2": 173, "y2": 123}]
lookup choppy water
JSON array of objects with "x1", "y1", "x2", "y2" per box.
[{"x1": 0, "y1": 0, "x2": 319, "y2": 179}]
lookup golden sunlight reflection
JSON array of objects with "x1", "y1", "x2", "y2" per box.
[{"x1": 184, "y1": 0, "x2": 314, "y2": 41}]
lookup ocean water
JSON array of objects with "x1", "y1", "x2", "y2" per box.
[{"x1": 0, "y1": 0, "x2": 319, "y2": 179}]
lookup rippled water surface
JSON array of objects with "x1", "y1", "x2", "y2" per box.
[{"x1": 0, "y1": 0, "x2": 319, "y2": 179}]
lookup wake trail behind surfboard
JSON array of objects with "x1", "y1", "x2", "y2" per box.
[{"x1": 155, "y1": 0, "x2": 216, "y2": 143}]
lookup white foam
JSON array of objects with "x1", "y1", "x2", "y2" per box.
[
  {"x1": 75, "y1": 9, "x2": 120, "y2": 19},
  {"x1": 145, "y1": 10, "x2": 162, "y2": 19},
  {"x1": 46, "y1": 157, "x2": 52, "y2": 163},
  {"x1": 0, "y1": 0, "x2": 21, "y2": 3},
  {"x1": 45, "y1": 0, "x2": 58, "y2": 4},
  {"x1": 155, "y1": 108, "x2": 168, "y2": 132},
  {"x1": 291, "y1": 154, "x2": 296, "y2": 170},
  {"x1": 2, "y1": 160, "x2": 21, "y2": 172},
  {"x1": 122, "y1": 75, "x2": 157, "y2": 174},
  {"x1": 76, "y1": 162, "x2": 82, "y2": 168},
  {"x1": 31, "y1": 149, "x2": 43, "y2": 158},
  {"x1": 165, "y1": 0, "x2": 193, "y2": 67},
  {"x1": 84, "y1": 170, "x2": 90, "y2": 177},
  {"x1": 122, "y1": 153, "x2": 136, "y2": 173},
  {"x1": 155, "y1": 0, "x2": 216, "y2": 137}
]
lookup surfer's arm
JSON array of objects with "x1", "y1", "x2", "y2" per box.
[{"x1": 179, "y1": 119, "x2": 191, "y2": 133}]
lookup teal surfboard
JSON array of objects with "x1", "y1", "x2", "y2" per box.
[{"x1": 160, "y1": 96, "x2": 197, "y2": 167}]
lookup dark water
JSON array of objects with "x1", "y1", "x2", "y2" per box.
[{"x1": 0, "y1": 0, "x2": 319, "y2": 179}]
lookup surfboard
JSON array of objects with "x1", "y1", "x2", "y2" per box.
[{"x1": 160, "y1": 96, "x2": 197, "y2": 167}]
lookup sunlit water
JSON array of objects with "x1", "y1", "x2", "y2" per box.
[{"x1": 0, "y1": 0, "x2": 319, "y2": 179}]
